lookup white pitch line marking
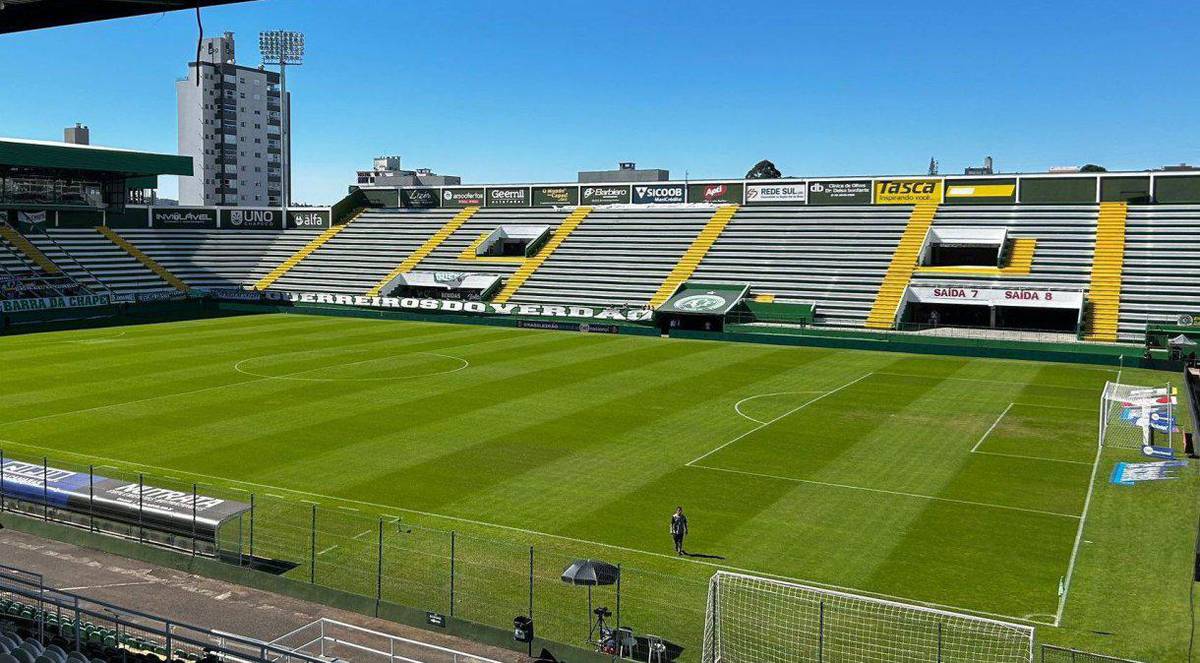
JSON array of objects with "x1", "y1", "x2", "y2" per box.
[
  {"x1": 58, "y1": 580, "x2": 156, "y2": 591},
  {"x1": 972, "y1": 451, "x2": 1092, "y2": 466},
  {"x1": 1012, "y1": 402, "x2": 1094, "y2": 413},
  {"x1": 233, "y1": 350, "x2": 469, "y2": 382},
  {"x1": 353, "y1": 529, "x2": 376, "y2": 541},
  {"x1": 733, "y1": 391, "x2": 827, "y2": 424},
  {"x1": 337, "y1": 506, "x2": 359, "y2": 512},
  {"x1": 687, "y1": 372, "x2": 874, "y2": 466},
  {"x1": 971, "y1": 403, "x2": 1014, "y2": 453},
  {"x1": 874, "y1": 371, "x2": 1097, "y2": 391},
  {"x1": 0, "y1": 438, "x2": 1047, "y2": 627},
  {"x1": 317, "y1": 545, "x2": 340, "y2": 556},
  {"x1": 690, "y1": 463, "x2": 1081, "y2": 520},
  {"x1": 1055, "y1": 441, "x2": 1103, "y2": 626}
]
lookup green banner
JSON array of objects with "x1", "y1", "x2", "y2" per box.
[
  {"x1": 1154, "y1": 175, "x2": 1200, "y2": 204},
  {"x1": 532, "y1": 186, "x2": 579, "y2": 207},
  {"x1": 287, "y1": 209, "x2": 331, "y2": 229},
  {"x1": 658, "y1": 282, "x2": 749, "y2": 315},
  {"x1": 688, "y1": 183, "x2": 743, "y2": 204},
  {"x1": 105, "y1": 207, "x2": 150, "y2": 228},
  {"x1": 580, "y1": 185, "x2": 630, "y2": 205},
  {"x1": 1019, "y1": 177, "x2": 1096, "y2": 204},
  {"x1": 151, "y1": 207, "x2": 218, "y2": 229},
  {"x1": 485, "y1": 187, "x2": 531, "y2": 208},
  {"x1": 400, "y1": 188, "x2": 440, "y2": 208},
  {"x1": 1100, "y1": 176, "x2": 1151, "y2": 203},
  {"x1": 807, "y1": 179, "x2": 872, "y2": 205},
  {"x1": 220, "y1": 208, "x2": 285, "y2": 229}
]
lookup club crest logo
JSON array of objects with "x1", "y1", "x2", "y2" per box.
[{"x1": 674, "y1": 294, "x2": 727, "y2": 312}]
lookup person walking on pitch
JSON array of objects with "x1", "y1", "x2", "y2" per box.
[{"x1": 670, "y1": 506, "x2": 688, "y2": 555}]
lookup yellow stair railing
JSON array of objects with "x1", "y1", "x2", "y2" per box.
[
  {"x1": 365, "y1": 207, "x2": 480, "y2": 297},
  {"x1": 97, "y1": 227, "x2": 189, "y2": 292},
  {"x1": 492, "y1": 206, "x2": 592, "y2": 304},
  {"x1": 864, "y1": 203, "x2": 938, "y2": 329},
  {"x1": 254, "y1": 213, "x2": 359, "y2": 290},
  {"x1": 1085, "y1": 202, "x2": 1128, "y2": 342},
  {"x1": 0, "y1": 223, "x2": 61, "y2": 274},
  {"x1": 648, "y1": 205, "x2": 739, "y2": 309}
]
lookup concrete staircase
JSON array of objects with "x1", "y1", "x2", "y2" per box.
[
  {"x1": 492, "y1": 206, "x2": 592, "y2": 303},
  {"x1": 365, "y1": 206, "x2": 479, "y2": 296},
  {"x1": 1085, "y1": 202, "x2": 1128, "y2": 342},
  {"x1": 0, "y1": 223, "x2": 61, "y2": 274},
  {"x1": 648, "y1": 205, "x2": 738, "y2": 308},
  {"x1": 254, "y1": 215, "x2": 358, "y2": 290},
  {"x1": 864, "y1": 203, "x2": 938, "y2": 329},
  {"x1": 97, "y1": 227, "x2": 189, "y2": 292}
]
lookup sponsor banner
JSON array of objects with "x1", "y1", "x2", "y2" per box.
[
  {"x1": 133, "y1": 290, "x2": 187, "y2": 303},
  {"x1": 944, "y1": 179, "x2": 1017, "y2": 204},
  {"x1": 401, "y1": 188, "x2": 440, "y2": 208},
  {"x1": 1110, "y1": 460, "x2": 1187, "y2": 486},
  {"x1": 517, "y1": 320, "x2": 620, "y2": 334},
  {"x1": 688, "y1": 183, "x2": 743, "y2": 205},
  {"x1": 221, "y1": 208, "x2": 284, "y2": 229},
  {"x1": 632, "y1": 184, "x2": 686, "y2": 205},
  {"x1": 152, "y1": 208, "x2": 218, "y2": 229},
  {"x1": 441, "y1": 188, "x2": 486, "y2": 208},
  {"x1": 218, "y1": 289, "x2": 655, "y2": 322},
  {"x1": 906, "y1": 286, "x2": 1083, "y2": 310},
  {"x1": 532, "y1": 186, "x2": 579, "y2": 207},
  {"x1": 205, "y1": 287, "x2": 265, "y2": 302},
  {"x1": 17, "y1": 210, "x2": 47, "y2": 226},
  {"x1": 1, "y1": 459, "x2": 249, "y2": 538},
  {"x1": 1, "y1": 294, "x2": 111, "y2": 314},
  {"x1": 875, "y1": 179, "x2": 944, "y2": 204},
  {"x1": 287, "y1": 209, "x2": 331, "y2": 229},
  {"x1": 486, "y1": 187, "x2": 531, "y2": 208},
  {"x1": 1175, "y1": 314, "x2": 1199, "y2": 327},
  {"x1": 745, "y1": 183, "x2": 807, "y2": 205},
  {"x1": 807, "y1": 179, "x2": 872, "y2": 205},
  {"x1": 580, "y1": 185, "x2": 631, "y2": 205}
]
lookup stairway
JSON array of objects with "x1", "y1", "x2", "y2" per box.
[
  {"x1": 365, "y1": 206, "x2": 479, "y2": 296},
  {"x1": 492, "y1": 206, "x2": 592, "y2": 303},
  {"x1": 648, "y1": 205, "x2": 738, "y2": 308},
  {"x1": 864, "y1": 203, "x2": 938, "y2": 329},
  {"x1": 0, "y1": 223, "x2": 61, "y2": 274},
  {"x1": 1085, "y1": 202, "x2": 1128, "y2": 342},
  {"x1": 97, "y1": 227, "x2": 189, "y2": 292},
  {"x1": 254, "y1": 214, "x2": 358, "y2": 290}
]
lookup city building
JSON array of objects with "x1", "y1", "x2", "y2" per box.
[
  {"x1": 176, "y1": 31, "x2": 288, "y2": 207},
  {"x1": 355, "y1": 156, "x2": 460, "y2": 187},
  {"x1": 577, "y1": 161, "x2": 668, "y2": 183}
]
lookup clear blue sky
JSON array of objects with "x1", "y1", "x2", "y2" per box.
[{"x1": 1, "y1": 0, "x2": 1196, "y2": 204}]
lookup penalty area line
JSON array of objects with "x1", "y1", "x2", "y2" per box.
[
  {"x1": 971, "y1": 403, "x2": 1013, "y2": 453},
  {"x1": 0, "y1": 437, "x2": 1046, "y2": 628},
  {"x1": 687, "y1": 372, "x2": 874, "y2": 466},
  {"x1": 1055, "y1": 440, "x2": 1103, "y2": 626}
]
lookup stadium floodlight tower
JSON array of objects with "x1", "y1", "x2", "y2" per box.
[{"x1": 258, "y1": 30, "x2": 304, "y2": 215}]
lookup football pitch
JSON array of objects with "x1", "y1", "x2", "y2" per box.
[{"x1": 0, "y1": 313, "x2": 1196, "y2": 660}]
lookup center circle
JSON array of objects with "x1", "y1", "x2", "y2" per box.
[{"x1": 234, "y1": 350, "x2": 468, "y2": 382}]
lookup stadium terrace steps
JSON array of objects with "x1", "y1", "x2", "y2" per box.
[
  {"x1": 687, "y1": 205, "x2": 914, "y2": 326},
  {"x1": 254, "y1": 216, "x2": 357, "y2": 290},
  {"x1": 0, "y1": 223, "x2": 61, "y2": 274},
  {"x1": 1118, "y1": 204, "x2": 1200, "y2": 342},
  {"x1": 648, "y1": 204, "x2": 738, "y2": 308},
  {"x1": 26, "y1": 229, "x2": 172, "y2": 295},
  {"x1": 365, "y1": 206, "x2": 480, "y2": 296},
  {"x1": 914, "y1": 237, "x2": 1037, "y2": 276},
  {"x1": 492, "y1": 206, "x2": 592, "y2": 304},
  {"x1": 117, "y1": 228, "x2": 322, "y2": 289},
  {"x1": 97, "y1": 227, "x2": 189, "y2": 292},
  {"x1": 864, "y1": 203, "x2": 938, "y2": 329},
  {"x1": 1085, "y1": 202, "x2": 1128, "y2": 342},
  {"x1": 506, "y1": 208, "x2": 717, "y2": 307},
  {"x1": 410, "y1": 208, "x2": 574, "y2": 276}
]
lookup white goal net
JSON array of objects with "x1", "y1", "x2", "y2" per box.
[
  {"x1": 1099, "y1": 381, "x2": 1176, "y2": 450},
  {"x1": 702, "y1": 571, "x2": 1034, "y2": 663}
]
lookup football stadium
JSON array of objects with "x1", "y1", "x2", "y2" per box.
[{"x1": 1, "y1": 3, "x2": 1199, "y2": 663}]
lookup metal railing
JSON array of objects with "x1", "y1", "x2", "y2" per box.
[
  {"x1": 1041, "y1": 644, "x2": 1144, "y2": 663},
  {"x1": 269, "y1": 618, "x2": 504, "y2": 663}
]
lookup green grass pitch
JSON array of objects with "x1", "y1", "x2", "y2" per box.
[{"x1": 0, "y1": 313, "x2": 1196, "y2": 660}]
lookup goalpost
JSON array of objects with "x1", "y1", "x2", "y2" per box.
[
  {"x1": 702, "y1": 571, "x2": 1034, "y2": 663},
  {"x1": 1099, "y1": 381, "x2": 1175, "y2": 451}
]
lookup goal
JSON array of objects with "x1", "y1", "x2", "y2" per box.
[
  {"x1": 702, "y1": 571, "x2": 1034, "y2": 663},
  {"x1": 1099, "y1": 381, "x2": 1175, "y2": 450}
]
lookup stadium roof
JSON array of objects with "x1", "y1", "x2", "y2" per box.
[
  {"x1": 0, "y1": 0, "x2": 255, "y2": 34},
  {"x1": 0, "y1": 137, "x2": 193, "y2": 177}
]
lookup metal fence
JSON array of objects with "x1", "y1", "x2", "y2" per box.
[
  {"x1": 1041, "y1": 644, "x2": 1144, "y2": 663},
  {"x1": 269, "y1": 618, "x2": 504, "y2": 663},
  {"x1": 0, "y1": 448, "x2": 710, "y2": 658}
]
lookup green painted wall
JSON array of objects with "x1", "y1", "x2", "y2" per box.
[
  {"x1": 1154, "y1": 176, "x2": 1200, "y2": 204},
  {"x1": 1100, "y1": 176, "x2": 1151, "y2": 203},
  {"x1": 1019, "y1": 177, "x2": 1097, "y2": 203}
]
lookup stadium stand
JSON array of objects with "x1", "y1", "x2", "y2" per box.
[
  {"x1": 492, "y1": 206, "x2": 592, "y2": 303},
  {"x1": 25, "y1": 229, "x2": 173, "y2": 296},
  {"x1": 504, "y1": 207, "x2": 716, "y2": 307},
  {"x1": 0, "y1": 231, "x2": 92, "y2": 299},
  {"x1": 1118, "y1": 204, "x2": 1200, "y2": 342},
  {"x1": 688, "y1": 204, "x2": 913, "y2": 326},
  {"x1": 269, "y1": 209, "x2": 460, "y2": 294},
  {"x1": 116, "y1": 228, "x2": 322, "y2": 290},
  {"x1": 408, "y1": 207, "x2": 571, "y2": 272}
]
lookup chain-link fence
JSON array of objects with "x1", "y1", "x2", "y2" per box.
[
  {"x1": 0, "y1": 448, "x2": 710, "y2": 656},
  {"x1": 1041, "y1": 644, "x2": 1145, "y2": 663}
]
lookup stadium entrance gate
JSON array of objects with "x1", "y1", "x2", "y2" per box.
[{"x1": 901, "y1": 285, "x2": 1084, "y2": 334}]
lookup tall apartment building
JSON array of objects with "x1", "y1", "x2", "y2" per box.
[{"x1": 176, "y1": 32, "x2": 290, "y2": 207}]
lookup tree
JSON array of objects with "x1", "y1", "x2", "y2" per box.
[
  {"x1": 746, "y1": 160, "x2": 782, "y2": 179},
  {"x1": 1080, "y1": 164, "x2": 1107, "y2": 172}
]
